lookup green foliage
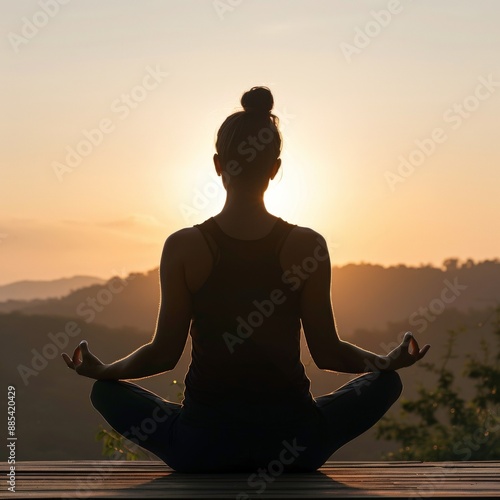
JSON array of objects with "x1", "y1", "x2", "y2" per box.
[
  {"x1": 95, "y1": 425, "x2": 152, "y2": 460},
  {"x1": 376, "y1": 307, "x2": 500, "y2": 461},
  {"x1": 96, "y1": 378, "x2": 185, "y2": 460},
  {"x1": 170, "y1": 379, "x2": 185, "y2": 403}
]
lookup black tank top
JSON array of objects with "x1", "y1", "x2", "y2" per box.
[{"x1": 181, "y1": 216, "x2": 317, "y2": 426}]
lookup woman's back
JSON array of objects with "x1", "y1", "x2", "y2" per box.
[{"x1": 177, "y1": 215, "x2": 320, "y2": 426}]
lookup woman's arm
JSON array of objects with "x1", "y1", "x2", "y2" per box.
[
  {"x1": 62, "y1": 231, "x2": 193, "y2": 380},
  {"x1": 292, "y1": 229, "x2": 429, "y2": 373}
]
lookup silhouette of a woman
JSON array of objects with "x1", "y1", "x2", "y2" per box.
[{"x1": 63, "y1": 86, "x2": 430, "y2": 472}]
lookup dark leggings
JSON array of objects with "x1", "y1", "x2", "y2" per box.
[{"x1": 90, "y1": 371, "x2": 402, "y2": 473}]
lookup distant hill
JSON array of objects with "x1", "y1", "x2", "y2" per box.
[
  {"x1": 330, "y1": 259, "x2": 500, "y2": 337},
  {"x1": 8, "y1": 270, "x2": 160, "y2": 332},
  {"x1": 0, "y1": 298, "x2": 46, "y2": 314},
  {"x1": 0, "y1": 275, "x2": 105, "y2": 301},
  {"x1": 3, "y1": 259, "x2": 499, "y2": 338}
]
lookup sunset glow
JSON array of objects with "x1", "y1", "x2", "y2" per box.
[{"x1": 1, "y1": 1, "x2": 500, "y2": 284}]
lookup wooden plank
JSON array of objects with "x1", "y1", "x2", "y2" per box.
[{"x1": 1, "y1": 461, "x2": 499, "y2": 498}]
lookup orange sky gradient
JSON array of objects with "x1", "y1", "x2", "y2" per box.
[{"x1": 1, "y1": 1, "x2": 499, "y2": 285}]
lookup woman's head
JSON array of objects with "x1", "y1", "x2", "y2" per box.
[{"x1": 215, "y1": 86, "x2": 282, "y2": 190}]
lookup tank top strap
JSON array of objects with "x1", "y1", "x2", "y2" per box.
[
  {"x1": 194, "y1": 217, "x2": 296, "y2": 259},
  {"x1": 193, "y1": 219, "x2": 220, "y2": 265},
  {"x1": 269, "y1": 218, "x2": 297, "y2": 257}
]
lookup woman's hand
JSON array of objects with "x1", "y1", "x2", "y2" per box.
[
  {"x1": 62, "y1": 340, "x2": 107, "y2": 379},
  {"x1": 383, "y1": 332, "x2": 430, "y2": 370}
]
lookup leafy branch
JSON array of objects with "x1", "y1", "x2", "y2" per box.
[{"x1": 376, "y1": 306, "x2": 500, "y2": 461}]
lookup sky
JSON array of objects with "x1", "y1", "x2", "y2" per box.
[{"x1": 1, "y1": 0, "x2": 499, "y2": 285}]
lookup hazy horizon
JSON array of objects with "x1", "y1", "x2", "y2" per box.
[
  {"x1": 0, "y1": 255, "x2": 495, "y2": 288},
  {"x1": 2, "y1": 1, "x2": 499, "y2": 284}
]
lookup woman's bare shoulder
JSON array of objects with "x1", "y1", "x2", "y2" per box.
[
  {"x1": 287, "y1": 225, "x2": 327, "y2": 248},
  {"x1": 162, "y1": 227, "x2": 206, "y2": 257},
  {"x1": 165, "y1": 226, "x2": 202, "y2": 242},
  {"x1": 281, "y1": 224, "x2": 329, "y2": 267}
]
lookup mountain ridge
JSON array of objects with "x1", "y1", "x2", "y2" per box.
[
  {"x1": 0, "y1": 275, "x2": 106, "y2": 301},
  {"x1": 2, "y1": 259, "x2": 498, "y2": 338}
]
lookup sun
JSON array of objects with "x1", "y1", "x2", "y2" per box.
[{"x1": 264, "y1": 153, "x2": 310, "y2": 221}]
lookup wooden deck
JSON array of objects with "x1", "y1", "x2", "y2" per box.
[{"x1": 2, "y1": 460, "x2": 500, "y2": 498}]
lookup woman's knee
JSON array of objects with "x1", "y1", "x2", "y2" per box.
[
  {"x1": 90, "y1": 379, "x2": 117, "y2": 409},
  {"x1": 380, "y1": 370, "x2": 403, "y2": 401}
]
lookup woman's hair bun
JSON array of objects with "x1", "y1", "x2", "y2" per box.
[{"x1": 241, "y1": 86, "x2": 274, "y2": 114}]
